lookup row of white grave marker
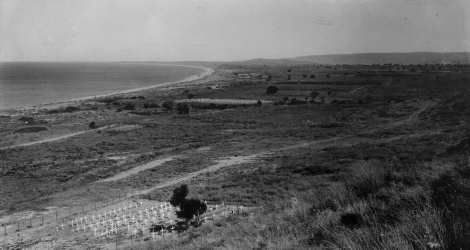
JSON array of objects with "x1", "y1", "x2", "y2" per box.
[{"x1": 55, "y1": 200, "x2": 247, "y2": 240}]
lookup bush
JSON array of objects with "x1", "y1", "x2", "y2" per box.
[
  {"x1": 89, "y1": 121, "x2": 96, "y2": 129},
  {"x1": 163, "y1": 101, "x2": 173, "y2": 111},
  {"x1": 65, "y1": 106, "x2": 80, "y2": 112},
  {"x1": 340, "y1": 213, "x2": 363, "y2": 229},
  {"x1": 122, "y1": 103, "x2": 135, "y2": 110},
  {"x1": 176, "y1": 103, "x2": 190, "y2": 114},
  {"x1": 266, "y1": 86, "x2": 278, "y2": 94},
  {"x1": 310, "y1": 91, "x2": 319, "y2": 99},
  {"x1": 188, "y1": 93, "x2": 195, "y2": 99},
  {"x1": 310, "y1": 75, "x2": 315, "y2": 78}
]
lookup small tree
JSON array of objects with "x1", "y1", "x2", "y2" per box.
[
  {"x1": 266, "y1": 86, "x2": 278, "y2": 94},
  {"x1": 326, "y1": 74, "x2": 330, "y2": 79},
  {"x1": 188, "y1": 93, "x2": 195, "y2": 99},
  {"x1": 177, "y1": 199, "x2": 207, "y2": 225},
  {"x1": 283, "y1": 96, "x2": 289, "y2": 102},
  {"x1": 170, "y1": 184, "x2": 188, "y2": 207},
  {"x1": 89, "y1": 121, "x2": 96, "y2": 129},
  {"x1": 170, "y1": 185, "x2": 207, "y2": 226}
]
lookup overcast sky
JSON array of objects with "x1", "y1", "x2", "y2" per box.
[{"x1": 1, "y1": 0, "x2": 469, "y2": 62}]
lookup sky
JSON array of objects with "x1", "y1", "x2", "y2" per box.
[{"x1": 1, "y1": 0, "x2": 469, "y2": 62}]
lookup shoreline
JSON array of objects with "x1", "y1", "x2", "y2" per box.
[{"x1": 0, "y1": 64, "x2": 214, "y2": 114}]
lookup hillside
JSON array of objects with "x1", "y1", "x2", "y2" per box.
[{"x1": 293, "y1": 52, "x2": 470, "y2": 65}]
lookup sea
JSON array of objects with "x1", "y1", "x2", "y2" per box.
[{"x1": 0, "y1": 62, "x2": 205, "y2": 110}]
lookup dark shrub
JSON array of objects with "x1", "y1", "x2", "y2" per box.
[
  {"x1": 176, "y1": 103, "x2": 190, "y2": 114},
  {"x1": 163, "y1": 101, "x2": 173, "y2": 111},
  {"x1": 310, "y1": 91, "x2": 319, "y2": 99},
  {"x1": 340, "y1": 213, "x2": 363, "y2": 229},
  {"x1": 266, "y1": 86, "x2": 278, "y2": 94},
  {"x1": 122, "y1": 103, "x2": 135, "y2": 110},
  {"x1": 65, "y1": 106, "x2": 80, "y2": 112},
  {"x1": 89, "y1": 121, "x2": 96, "y2": 129},
  {"x1": 310, "y1": 75, "x2": 315, "y2": 78},
  {"x1": 188, "y1": 93, "x2": 195, "y2": 99},
  {"x1": 143, "y1": 103, "x2": 149, "y2": 109},
  {"x1": 358, "y1": 99, "x2": 364, "y2": 104}
]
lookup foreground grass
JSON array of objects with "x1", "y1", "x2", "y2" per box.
[{"x1": 127, "y1": 153, "x2": 470, "y2": 250}]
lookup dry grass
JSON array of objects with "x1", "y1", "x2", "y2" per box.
[{"x1": 127, "y1": 154, "x2": 470, "y2": 250}]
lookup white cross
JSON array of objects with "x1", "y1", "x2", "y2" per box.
[
  {"x1": 171, "y1": 225, "x2": 175, "y2": 233},
  {"x1": 93, "y1": 227, "x2": 98, "y2": 236},
  {"x1": 161, "y1": 227, "x2": 164, "y2": 237},
  {"x1": 151, "y1": 232, "x2": 156, "y2": 239},
  {"x1": 152, "y1": 216, "x2": 157, "y2": 223},
  {"x1": 117, "y1": 220, "x2": 121, "y2": 227},
  {"x1": 98, "y1": 213, "x2": 101, "y2": 220},
  {"x1": 80, "y1": 217, "x2": 84, "y2": 224},
  {"x1": 145, "y1": 208, "x2": 149, "y2": 214},
  {"x1": 142, "y1": 227, "x2": 147, "y2": 235},
  {"x1": 144, "y1": 219, "x2": 148, "y2": 225},
  {"x1": 113, "y1": 209, "x2": 117, "y2": 214},
  {"x1": 139, "y1": 201, "x2": 143, "y2": 206},
  {"x1": 118, "y1": 207, "x2": 122, "y2": 213},
  {"x1": 240, "y1": 205, "x2": 243, "y2": 212},
  {"x1": 133, "y1": 228, "x2": 137, "y2": 237},
  {"x1": 84, "y1": 215, "x2": 88, "y2": 223},
  {"x1": 123, "y1": 206, "x2": 127, "y2": 212},
  {"x1": 104, "y1": 212, "x2": 107, "y2": 218},
  {"x1": 100, "y1": 231, "x2": 106, "y2": 237},
  {"x1": 92, "y1": 214, "x2": 95, "y2": 221},
  {"x1": 82, "y1": 225, "x2": 86, "y2": 232},
  {"x1": 76, "y1": 226, "x2": 80, "y2": 233},
  {"x1": 123, "y1": 217, "x2": 128, "y2": 225},
  {"x1": 60, "y1": 223, "x2": 65, "y2": 230},
  {"x1": 215, "y1": 204, "x2": 218, "y2": 210},
  {"x1": 132, "y1": 216, "x2": 136, "y2": 224}
]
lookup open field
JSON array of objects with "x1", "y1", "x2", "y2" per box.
[{"x1": 0, "y1": 62, "x2": 469, "y2": 249}]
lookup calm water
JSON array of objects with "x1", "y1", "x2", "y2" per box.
[{"x1": 0, "y1": 62, "x2": 204, "y2": 110}]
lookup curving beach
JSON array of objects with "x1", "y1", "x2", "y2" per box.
[{"x1": 0, "y1": 63, "x2": 214, "y2": 113}]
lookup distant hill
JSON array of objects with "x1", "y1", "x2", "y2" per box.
[{"x1": 292, "y1": 52, "x2": 470, "y2": 65}]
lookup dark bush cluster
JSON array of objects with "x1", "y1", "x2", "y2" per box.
[
  {"x1": 143, "y1": 103, "x2": 159, "y2": 109},
  {"x1": 163, "y1": 101, "x2": 173, "y2": 111},
  {"x1": 122, "y1": 103, "x2": 135, "y2": 110},
  {"x1": 266, "y1": 86, "x2": 278, "y2": 94},
  {"x1": 176, "y1": 103, "x2": 190, "y2": 114}
]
